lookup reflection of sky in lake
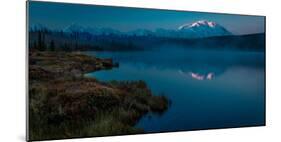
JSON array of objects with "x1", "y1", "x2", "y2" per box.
[
  {"x1": 85, "y1": 47, "x2": 265, "y2": 132},
  {"x1": 86, "y1": 47, "x2": 264, "y2": 77}
]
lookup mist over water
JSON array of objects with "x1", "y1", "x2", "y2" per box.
[{"x1": 85, "y1": 46, "x2": 265, "y2": 132}]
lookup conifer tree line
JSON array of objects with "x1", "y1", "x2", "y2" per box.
[
  {"x1": 30, "y1": 31, "x2": 56, "y2": 51},
  {"x1": 29, "y1": 30, "x2": 138, "y2": 52}
]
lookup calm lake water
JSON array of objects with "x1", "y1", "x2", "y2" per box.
[{"x1": 85, "y1": 47, "x2": 265, "y2": 132}]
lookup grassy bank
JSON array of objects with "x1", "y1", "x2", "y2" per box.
[{"x1": 28, "y1": 51, "x2": 169, "y2": 141}]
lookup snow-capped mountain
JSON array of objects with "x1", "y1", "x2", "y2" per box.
[
  {"x1": 127, "y1": 29, "x2": 154, "y2": 36},
  {"x1": 29, "y1": 24, "x2": 50, "y2": 32},
  {"x1": 177, "y1": 20, "x2": 232, "y2": 38},
  {"x1": 30, "y1": 20, "x2": 232, "y2": 38},
  {"x1": 64, "y1": 23, "x2": 121, "y2": 35},
  {"x1": 64, "y1": 23, "x2": 86, "y2": 33},
  {"x1": 153, "y1": 20, "x2": 232, "y2": 38}
]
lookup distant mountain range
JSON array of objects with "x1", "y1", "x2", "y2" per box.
[
  {"x1": 29, "y1": 20, "x2": 264, "y2": 52},
  {"x1": 30, "y1": 20, "x2": 232, "y2": 39}
]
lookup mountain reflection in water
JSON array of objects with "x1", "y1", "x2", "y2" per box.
[{"x1": 85, "y1": 48, "x2": 265, "y2": 132}]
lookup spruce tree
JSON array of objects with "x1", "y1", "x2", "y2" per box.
[{"x1": 49, "y1": 40, "x2": 55, "y2": 51}]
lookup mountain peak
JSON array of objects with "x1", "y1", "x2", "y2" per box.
[
  {"x1": 64, "y1": 23, "x2": 86, "y2": 33},
  {"x1": 177, "y1": 20, "x2": 232, "y2": 38},
  {"x1": 30, "y1": 23, "x2": 49, "y2": 31},
  {"x1": 178, "y1": 20, "x2": 219, "y2": 30}
]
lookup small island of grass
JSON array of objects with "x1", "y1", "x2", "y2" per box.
[{"x1": 29, "y1": 51, "x2": 169, "y2": 141}]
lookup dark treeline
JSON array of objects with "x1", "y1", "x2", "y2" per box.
[
  {"x1": 29, "y1": 28, "x2": 265, "y2": 52},
  {"x1": 29, "y1": 30, "x2": 141, "y2": 52}
]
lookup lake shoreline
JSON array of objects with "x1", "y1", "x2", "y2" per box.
[
  {"x1": 86, "y1": 49, "x2": 265, "y2": 132},
  {"x1": 29, "y1": 51, "x2": 169, "y2": 140}
]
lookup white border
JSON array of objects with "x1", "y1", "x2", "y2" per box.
[{"x1": 1, "y1": 0, "x2": 281, "y2": 142}]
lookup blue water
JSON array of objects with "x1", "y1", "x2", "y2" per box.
[{"x1": 85, "y1": 47, "x2": 265, "y2": 132}]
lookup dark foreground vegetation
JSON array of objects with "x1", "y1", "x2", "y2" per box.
[{"x1": 29, "y1": 51, "x2": 169, "y2": 141}]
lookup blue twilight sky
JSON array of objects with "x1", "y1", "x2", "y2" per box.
[{"x1": 28, "y1": 1, "x2": 265, "y2": 35}]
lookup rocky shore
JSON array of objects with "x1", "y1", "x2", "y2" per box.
[{"x1": 28, "y1": 51, "x2": 169, "y2": 140}]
